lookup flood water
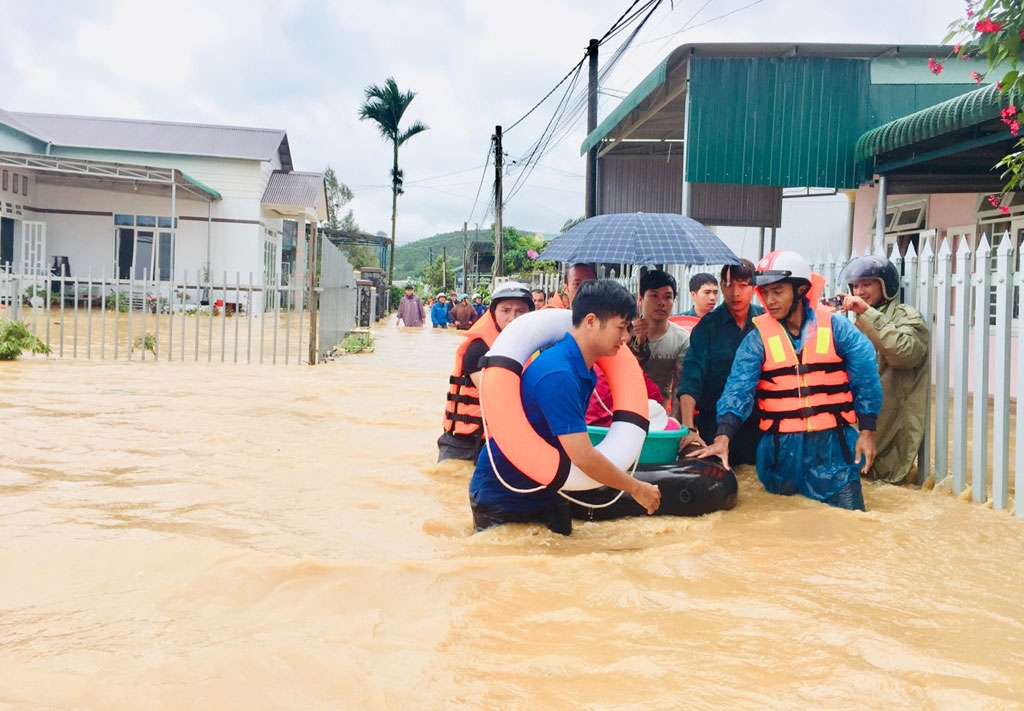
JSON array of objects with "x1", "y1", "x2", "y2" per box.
[{"x1": 2, "y1": 319, "x2": 1023, "y2": 710}]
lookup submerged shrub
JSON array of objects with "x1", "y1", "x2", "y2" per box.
[{"x1": 0, "y1": 319, "x2": 51, "y2": 360}]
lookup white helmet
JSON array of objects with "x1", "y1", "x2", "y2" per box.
[{"x1": 751, "y1": 250, "x2": 811, "y2": 287}]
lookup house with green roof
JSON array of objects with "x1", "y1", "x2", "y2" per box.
[{"x1": 581, "y1": 43, "x2": 996, "y2": 260}]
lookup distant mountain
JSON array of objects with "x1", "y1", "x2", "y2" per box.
[
  {"x1": 394, "y1": 226, "x2": 560, "y2": 279},
  {"x1": 393, "y1": 229, "x2": 478, "y2": 279}
]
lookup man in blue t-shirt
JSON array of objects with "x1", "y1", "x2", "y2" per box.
[{"x1": 469, "y1": 280, "x2": 662, "y2": 535}]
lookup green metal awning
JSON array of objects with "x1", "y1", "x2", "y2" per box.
[
  {"x1": 179, "y1": 170, "x2": 222, "y2": 200},
  {"x1": 579, "y1": 57, "x2": 670, "y2": 156},
  {"x1": 855, "y1": 83, "x2": 1006, "y2": 162}
]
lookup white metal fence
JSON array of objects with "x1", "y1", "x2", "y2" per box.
[{"x1": 0, "y1": 266, "x2": 316, "y2": 364}]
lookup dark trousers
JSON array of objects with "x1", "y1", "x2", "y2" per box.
[
  {"x1": 696, "y1": 410, "x2": 761, "y2": 466},
  {"x1": 469, "y1": 496, "x2": 573, "y2": 536}
]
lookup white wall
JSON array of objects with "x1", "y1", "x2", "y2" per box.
[
  {"x1": 714, "y1": 192, "x2": 852, "y2": 261},
  {"x1": 29, "y1": 180, "x2": 263, "y2": 282}
]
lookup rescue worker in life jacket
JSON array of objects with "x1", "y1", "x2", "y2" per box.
[
  {"x1": 695, "y1": 250, "x2": 882, "y2": 510},
  {"x1": 438, "y1": 282, "x2": 535, "y2": 463}
]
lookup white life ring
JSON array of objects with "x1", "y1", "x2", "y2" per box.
[{"x1": 479, "y1": 308, "x2": 649, "y2": 492}]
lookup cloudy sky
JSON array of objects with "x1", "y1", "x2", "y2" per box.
[{"x1": 1, "y1": 0, "x2": 968, "y2": 243}]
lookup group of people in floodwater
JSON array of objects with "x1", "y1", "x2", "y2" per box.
[
  {"x1": 397, "y1": 250, "x2": 930, "y2": 535},
  {"x1": 396, "y1": 287, "x2": 557, "y2": 330}
]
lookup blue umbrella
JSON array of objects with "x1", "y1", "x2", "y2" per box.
[{"x1": 538, "y1": 212, "x2": 739, "y2": 265}]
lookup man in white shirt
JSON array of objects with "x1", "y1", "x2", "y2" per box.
[{"x1": 629, "y1": 269, "x2": 690, "y2": 419}]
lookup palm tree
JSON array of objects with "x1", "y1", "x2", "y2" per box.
[{"x1": 357, "y1": 77, "x2": 428, "y2": 292}]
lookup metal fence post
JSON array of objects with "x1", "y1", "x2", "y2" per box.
[
  {"x1": 932, "y1": 238, "x2": 952, "y2": 485},
  {"x1": 990, "y1": 232, "x2": 1014, "y2": 510},
  {"x1": 1016, "y1": 264, "x2": 1024, "y2": 517},
  {"x1": 972, "y1": 236, "x2": 992, "y2": 504},
  {"x1": 951, "y1": 238, "x2": 971, "y2": 494},
  {"x1": 903, "y1": 242, "x2": 919, "y2": 310},
  {"x1": 916, "y1": 239, "x2": 935, "y2": 485}
]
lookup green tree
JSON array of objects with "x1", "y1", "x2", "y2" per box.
[
  {"x1": 332, "y1": 209, "x2": 380, "y2": 269},
  {"x1": 944, "y1": 2, "x2": 1024, "y2": 190},
  {"x1": 423, "y1": 255, "x2": 455, "y2": 295},
  {"x1": 500, "y1": 227, "x2": 557, "y2": 275},
  {"x1": 324, "y1": 165, "x2": 354, "y2": 229},
  {"x1": 357, "y1": 77, "x2": 429, "y2": 289}
]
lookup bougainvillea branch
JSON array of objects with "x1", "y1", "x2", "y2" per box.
[{"x1": 945, "y1": 0, "x2": 1024, "y2": 189}]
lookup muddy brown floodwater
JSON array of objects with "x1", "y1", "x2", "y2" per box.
[{"x1": 1, "y1": 318, "x2": 1022, "y2": 710}]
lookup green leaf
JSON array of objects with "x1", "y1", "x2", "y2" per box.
[{"x1": 1002, "y1": 70, "x2": 1019, "y2": 89}]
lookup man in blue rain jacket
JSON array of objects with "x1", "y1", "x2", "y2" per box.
[{"x1": 696, "y1": 250, "x2": 882, "y2": 511}]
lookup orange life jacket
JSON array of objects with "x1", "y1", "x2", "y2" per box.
[
  {"x1": 443, "y1": 312, "x2": 500, "y2": 437},
  {"x1": 753, "y1": 305, "x2": 856, "y2": 433}
]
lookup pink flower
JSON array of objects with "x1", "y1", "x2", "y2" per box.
[
  {"x1": 1012, "y1": 121, "x2": 1020, "y2": 137},
  {"x1": 928, "y1": 57, "x2": 944, "y2": 75},
  {"x1": 1000, "y1": 206, "x2": 1011, "y2": 215},
  {"x1": 1020, "y1": 28, "x2": 1024, "y2": 39},
  {"x1": 526, "y1": 249, "x2": 539, "y2": 260},
  {"x1": 976, "y1": 19, "x2": 1003, "y2": 33},
  {"x1": 972, "y1": 70, "x2": 983, "y2": 84},
  {"x1": 954, "y1": 44, "x2": 962, "y2": 53},
  {"x1": 997, "y1": 81, "x2": 1004, "y2": 90},
  {"x1": 988, "y1": 194, "x2": 1001, "y2": 208}
]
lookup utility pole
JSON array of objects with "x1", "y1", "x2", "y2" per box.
[
  {"x1": 442, "y1": 246, "x2": 447, "y2": 290},
  {"x1": 585, "y1": 38, "x2": 599, "y2": 218},
  {"x1": 474, "y1": 222, "x2": 479, "y2": 290},
  {"x1": 463, "y1": 221, "x2": 469, "y2": 292},
  {"x1": 493, "y1": 126, "x2": 504, "y2": 278}
]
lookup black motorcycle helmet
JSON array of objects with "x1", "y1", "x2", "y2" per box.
[{"x1": 838, "y1": 255, "x2": 900, "y2": 302}]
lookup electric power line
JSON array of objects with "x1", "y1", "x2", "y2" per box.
[
  {"x1": 635, "y1": 0, "x2": 766, "y2": 48},
  {"x1": 504, "y1": 0, "x2": 662, "y2": 134},
  {"x1": 502, "y1": 0, "x2": 766, "y2": 209},
  {"x1": 504, "y1": 0, "x2": 662, "y2": 205},
  {"x1": 467, "y1": 142, "x2": 493, "y2": 225}
]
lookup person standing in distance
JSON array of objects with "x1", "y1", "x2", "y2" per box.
[
  {"x1": 396, "y1": 285, "x2": 425, "y2": 327},
  {"x1": 430, "y1": 293, "x2": 449, "y2": 329}
]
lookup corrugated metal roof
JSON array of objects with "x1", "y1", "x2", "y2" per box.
[
  {"x1": 581, "y1": 58, "x2": 670, "y2": 156},
  {"x1": 580, "y1": 43, "x2": 962, "y2": 156},
  {"x1": 0, "y1": 108, "x2": 50, "y2": 142},
  {"x1": 855, "y1": 83, "x2": 1004, "y2": 162},
  {"x1": 261, "y1": 170, "x2": 325, "y2": 209},
  {"x1": 4, "y1": 111, "x2": 291, "y2": 168}
]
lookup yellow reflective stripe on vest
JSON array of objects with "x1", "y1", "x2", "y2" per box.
[
  {"x1": 816, "y1": 326, "x2": 831, "y2": 355},
  {"x1": 767, "y1": 335, "x2": 786, "y2": 364}
]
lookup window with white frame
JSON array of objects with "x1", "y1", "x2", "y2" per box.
[
  {"x1": 873, "y1": 197, "x2": 929, "y2": 257},
  {"x1": 113, "y1": 214, "x2": 176, "y2": 280}
]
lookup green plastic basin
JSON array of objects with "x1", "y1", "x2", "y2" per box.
[{"x1": 586, "y1": 424, "x2": 689, "y2": 465}]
